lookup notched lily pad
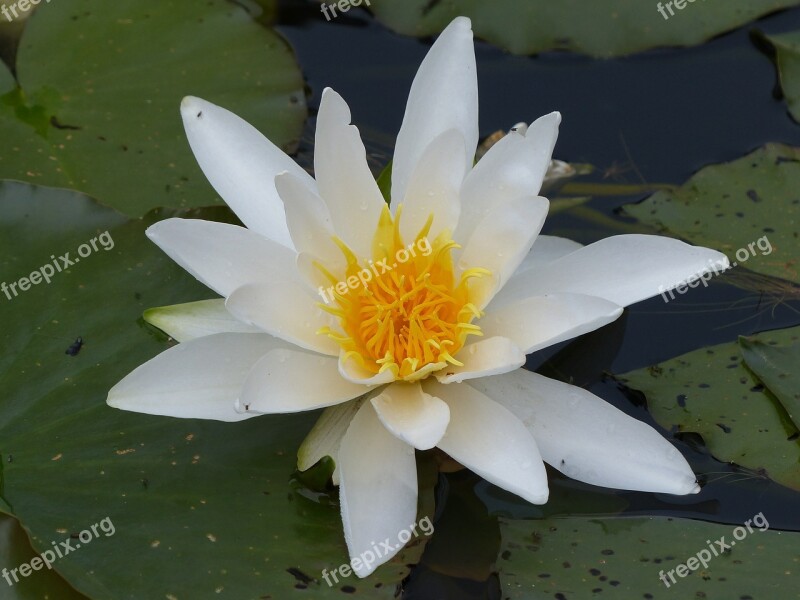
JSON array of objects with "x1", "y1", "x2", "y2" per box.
[
  {"x1": 618, "y1": 324, "x2": 800, "y2": 492},
  {"x1": 368, "y1": 0, "x2": 800, "y2": 58}
]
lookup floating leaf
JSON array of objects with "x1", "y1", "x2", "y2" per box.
[
  {"x1": 0, "y1": 181, "x2": 419, "y2": 598},
  {"x1": 367, "y1": 0, "x2": 800, "y2": 58},
  {"x1": 618, "y1": 325, "x2": 800, "y2": 491},
  {"x1": 498, "y1": 515, "x2": 798, "y2": 598},
  {"x1": 740, "y1": 335, "x2": 800, "y2": 431},
  {"x1": 0, "y1": 0, "x2": 305, "y2": 217},
  {"x1": 757, "y1": 29, "x2": 800, "y2": 122},
  {"x1": 623, "y1": 144, "x2": 800, "y2": 286},
  {"x1": 0, "y1": 514, "x2": 88, "y2": 599},
  {"x1": 0, "y1": 59, "x2": 13, "y2": 92}
]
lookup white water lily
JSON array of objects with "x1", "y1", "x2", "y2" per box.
[{"x1": 108, "y1": 17, "x2": 728, "y2": 577}]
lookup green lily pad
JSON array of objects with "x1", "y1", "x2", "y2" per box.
[
  {"x1": 623, "y1": 143, "x2": 800, "y2": 285},
  {"x1": 757, "y1": 29, "x2": 800, "y2": 122},
  {"x1": 617, "y1": 325, "x2": 800, "y2": 492},
  {"x1": 0, "y1": 514, "x2": 88, "y2": 599},
  {"x1": 498, "y1": 514, "x2": 798, "y2": 598},
  {"x1": 367, "y1": 0, "x2": 800, "y2": 58},
  {"x1": 740, "y1": 335, "x2": 800, "y2": 431},
  {"x1": 0, "y1": 181, "x2": 421, "y2": 598},
  {"x1": 0, "y1": 0, "x2": 305, "y2": 217},
  {"x1": 0, "y1": 60, "x2": 13, "y2": 93}
]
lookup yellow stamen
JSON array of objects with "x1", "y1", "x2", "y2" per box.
[{"x1": 320, "y1": 205, "x2": 489, "y2": 381}]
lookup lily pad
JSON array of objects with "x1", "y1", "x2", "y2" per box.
[
  {"x1": 618, "y1": 325, "x2": 800, "y2": 492},
  {"x1": 623, "y1": 143, "x2": 800, "y2": 285},
  {"x1": 0, "y1": 0, "x2": 305, "y2": 217},
  {"x1": 367, "y1": 0, "x2": 800, "y2": 58},
  {"x1": 0, "y1": 514, "x2": 88, "y2": 599},
  {"x1": 0, "y1": 60, "x2": 12, "y2": 93},
  {"x1": 0, "y1": 181, "x2": 420, "y2": 598},
  {"x1": 740, "y1": 335, "x2": 800, "y2": 431},
  {"x1": 757, "y1": 29, "x2": 800, "y2": 122},
  {"x1": 498, "y1": 515, "x2": 798, "y2": 598}
]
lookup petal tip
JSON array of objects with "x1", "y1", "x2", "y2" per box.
[
  {"x1": 529, "y1": 488, "x2": 549, "y2": 505},
  {"x1": 450, "y1": 15, "x2": 472, "y2": 32},
  {"x1": 180, "y1": 95, "x2": 209, "y2": 120}
]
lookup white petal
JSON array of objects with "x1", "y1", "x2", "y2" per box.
[
  {"x1": 236, "y1": 349, "x2": 369, "y2": 414},
  {"x1": 294, "y1": 251, "x2": 342, "y2": 293},
  {"x1": 338, "y1": 351, "x2": 397, "y2": 386},
  {"x1": 144, "y1": 299, "x2": 261, "y2": 342},
  {"x1": 275, "y1": 172, "x2": 344, "y2": 269},
  {"x1": 514, "y1": 235, "x2": 583, "y2": 275},
  {"x1": 391, "y1": 17, "x2": 478, "y2": 207},
  {"x1": 297, "y1": 398, "x2": 366, "y2": 485},
  {"x1": 146, "y1": 218, "x2": 297, "y2": 298},
  {"x1": 107, "y1": 333, "x2": 286, "y2": 422},
  {"x1": 455, "y1": 112, "x2": 560, "y2": 244},
  {"x1": 314, "y1": 88, "x2": 385, "y2": 259},
  {"x1": 180, "y1": 96, "x2": 315, "y2": 248},
  {"x1": 425, "y1": 381, "x2": 548, "y2": 504},
  {"x1": 436, "y1": 336, "x2": 525, "y2": 383},
  {"x1": 492, "y1": 234, "x2": 731, "y2": 310},
  {"x1": 470, "y1": 370, "x2": 700, "y2": 495},
  {"x1": 225, "y1": 282, "x2": 339, "y2": 356},
  {"x1": 274, "y1": 172, "x2": 346, "y2": 288},
  {"x1": 458, "y1": 196, "x2": 549, "y2": 308},
  {"x1": 370, "y1": 382, "x2": 450, "y2": 450},
  {"x1": 481, "y1": 294, "x2": 623, "y2": 354},
  {"x1": 339, "y1": 401, "x2": 418, "y2": 577},
  {"x1": 399, "y1": 129, "x2": 465, "y2": 242}
]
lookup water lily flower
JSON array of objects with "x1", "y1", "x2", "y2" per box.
[{"x1": 108, "y1": 16, "x2": 728, "y2": 577}]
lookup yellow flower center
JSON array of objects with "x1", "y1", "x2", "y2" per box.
[{"x1": 318, "y1": 205, "x2": 489, "y2": 381}]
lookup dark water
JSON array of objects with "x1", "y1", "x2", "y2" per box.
[{"x1": 277, "y1": 5, "x2": 800, "y2": 597}]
